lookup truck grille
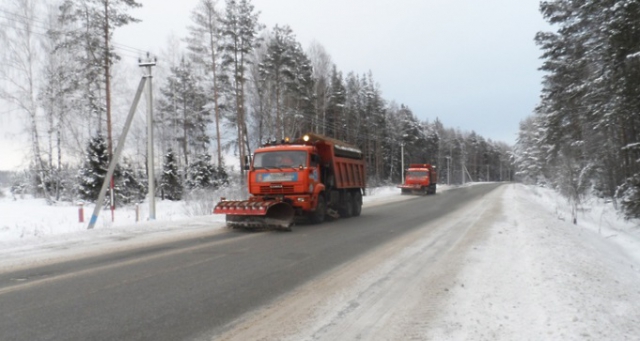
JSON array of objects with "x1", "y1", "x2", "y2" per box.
[{"x1": 260, "y1": 185, "x2": 294, "y2": 194}]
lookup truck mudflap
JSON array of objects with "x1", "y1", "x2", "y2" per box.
[{"x1": 214, "y1": 200, "x2": 295, "y2": 231}]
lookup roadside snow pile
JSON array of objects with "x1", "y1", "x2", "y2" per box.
[
  {"x1": 0, "y1": 185, "x2": 415, "y2": 244},
  {"x1": 0, "y1": 185, "x2": 256, "y2": 242},
  {"x1": 426, "y1": 184, "x2": 640, "y2": 341},
  {"x1": 0, "y1": 184, "x2": 405, "y2": 270},
  {"x1": 0, "y1": 189, "x2": 220, "y2": 242}
]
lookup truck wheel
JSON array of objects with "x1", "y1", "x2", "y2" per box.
[
  {"x1": 352, "y1": 191, "x2": 362, "y2": 217},
  {"x1": 339, "y1": 192, "x2": 353, "y2": 218},
  {"x1": 310, "y1": 195, "x2": 326, "y2": 224}
]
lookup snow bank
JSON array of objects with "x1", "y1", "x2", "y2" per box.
[
  {"x1": 426, "y1": 184, "x2": 640, "y2": 340},
  {"x1": 0, "y1": 184, "x2": 415, "y2": 269}
]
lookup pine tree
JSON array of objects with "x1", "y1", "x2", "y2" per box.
[
  {"x1": 214, "y1": 164, "x2": 229, "y2": 188},
  {"x1": 260, "y1": 25, "x2": 297, "y2": 139},
  {"x1": 60, "y1": 0, "x2": 142, "y2": 159},
  {"x1": 513, "y1": 0, "x2": 640, "y2": 220},
  {"x1": 160, "y1": 149, "x2": 183, "y2": 200},
  {"x1": 77, "y1": 135, "x2": 109, "y2": 202},
  {"x1": 619, "y1": 174, "x2": 640, "y2": 220},
  {"x1": 115, "y1": 158, "x2": 146, "y2": 204},
  {"x1": 221, "y1": 0, "x2": 263, "y2": 174},
  {"x1": 287, "y1": 42, "x2": 316, "y2": 136},
  {"x1": 157, "y1": 58, "x2": 210, "y2": 167},
  {"x1": 326, "y1": 65, "x2": 346, "y2": 139},
  {"x1": 186, "y1": 153, "x2": 216, "y2": 190},
  {"x1": 186, "y1": 0, "x2": 225, "y2": 167}
]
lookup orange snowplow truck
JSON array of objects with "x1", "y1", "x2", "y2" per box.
[
  {"x1": 214, "y1": 133, "x2": 366, "y2": 231},
  {"x1": 398, "y1": 163, "x2": 437, "y2": 195}
]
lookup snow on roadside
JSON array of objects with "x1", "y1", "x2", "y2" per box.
[
  {"x1": 0, "y1": 185, "x2": 417, "y2": 242},
  {"x1": 0, "y1": 185, "x2": 424, "y2": 270},
  {"x1": 425, "y1": 184, "x2": 640, "y2": 340},
  {"x1": 0, "y1": 184, "x2": 442, "y2": 241}
]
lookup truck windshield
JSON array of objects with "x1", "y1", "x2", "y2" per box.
[
  {"x1": 254, "y1": 151, "x2": 308, "y2": 169},
  {"x1": 407, "y1": 171, "x2": 429, "y2": 178}
]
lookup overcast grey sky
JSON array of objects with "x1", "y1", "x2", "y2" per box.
[{"x1": 117, "y1": 0, "x2": 549, "y2": 145}]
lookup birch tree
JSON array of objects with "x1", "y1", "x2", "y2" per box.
[
  {"x1": 0, "y1": 0, "x2": 50, "y2": 200},
  {"x1": 307, "y1": 41, "x2": 333, "y2": 135}
]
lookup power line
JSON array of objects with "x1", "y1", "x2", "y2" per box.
[{"x1": 0, "y1": 6, "x2": 149, "y2": 60}]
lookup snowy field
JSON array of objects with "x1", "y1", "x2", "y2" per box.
[{"x1": 1, "y1": 183, "x2": 640, "y2": 339}]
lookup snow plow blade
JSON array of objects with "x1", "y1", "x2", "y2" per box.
[
  {"x1": 397, "y1": 184, "x2": 427, "y2": 195},
  {"x1": 214, "y1": 200, "x2": 295, "y2": 231}
]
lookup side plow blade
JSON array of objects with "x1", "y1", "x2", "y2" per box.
[{"x1": 214, "y1": 201, "x2": 295, "y2": 231}]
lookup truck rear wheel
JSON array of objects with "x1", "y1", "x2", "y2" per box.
[
  {"x1": 352, "y1": 190, "x2": 362, "y2": 217},
  {"x1": 310, "y1": 195, "x2": 326, "y2": 224},
  {"x1": 339, "y1": 192, "x2": 354, "y2": 218}
]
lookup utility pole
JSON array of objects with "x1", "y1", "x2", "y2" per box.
[
  {"x1": 401, "y1": 142, "x2": 405, "y2": 184},
  {"x1": 447, "y1": 144, "x2": 452, "y2": 186},
  {"x1": 461, "y1": 143, "x2": 465, "y2": 184},
  {"x1": 446, "y1": 156, "x2": 451, "y2": 186},
  {"x1": 140, "y1": 53, "x2": 157, "y2": 220},
  {"x1": 88, "y1": 78, "x2": 148, "y2": 229},
  {"x1": 103, "y1": 0, "x2": 115, "y2": 222}
]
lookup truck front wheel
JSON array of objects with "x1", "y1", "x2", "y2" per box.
[{"x1": 310, "y1": 195, "x2": 326, "y2": 224}]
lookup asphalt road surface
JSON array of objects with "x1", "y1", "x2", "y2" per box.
[{"x1": 0, "y1": 183, "x2": 503, "y2": 340}]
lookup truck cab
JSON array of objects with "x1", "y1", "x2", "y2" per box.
[
  {"x1": 399, "y1": 163, "x2": 437, "y2": 195},
  {"x1": 249, "y1": 145, "x2": 322, "y2": 215}
]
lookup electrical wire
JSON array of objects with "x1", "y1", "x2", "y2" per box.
[{"x1": 0, "y1": 6, "x2": 149, "y2": 61}]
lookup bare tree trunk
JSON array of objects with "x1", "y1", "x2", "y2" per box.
[
  {"x1": 104, "y1": 0, "x2": 113, "y2": 160},
  {"x1": 182, "y1": 97, "x2": 189, "y2": 166},
  {"x1": 0, "y1": 0, "x2": 51, "y2": 201},
  {"x1": 205, "y1": 4, "x2": 223, "y2": 167}
]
